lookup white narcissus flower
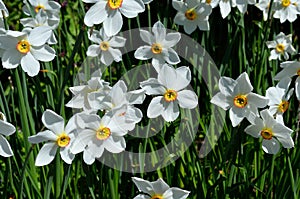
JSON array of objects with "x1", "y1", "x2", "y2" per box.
[
  {"x1": 0, "y1": 26, "x2": 56, "y2": 76},
  {"x1": 66, "y1": 76, "x2": 111, "y2": 111},
  {"x1": 273, "y1": 0, "x2": 300, "y2": 23},
  {"x1": 210, "y1": 72, "x2": 269, "y2": 127},
  {"x1": 134, "y1": 21, "x2": 181, "y2": 72},
  {"x1": 0, "y1": 112, "x2": 16, "y2": 157},
  {"x1": 140, "y1": 64, "x2": 198, "y2": 122},
  {"x1": 20, "y1": 9, "x2": 59, "y2": 44},
  {"x1": 23, "y1": 0, "x2": 61, "y2": 20},
  {"x1": 274, "y1": 61, "x2": 300, "y2": 101},
  {"x1": 28, "y1": 110, "x2": 76, "y2": 166},
  {"x1": 87, "y1": 28, "x2": 126, "y2": 66},
  {"x1": 266, "y1": 32, "x2": 296, "y2": 61},
  {"x1": 244, "y1": 109, "x2": 294, "y2": 154},
  {"x1": 83, "y1": 0, "x2": 145, "y2": 36},
  {"x1": 172, "y1": 0, "x2": 212, "y2": 34},
  {"x1": 266, "y1": 77, "x2": 293, "y2": 121},
  {"x1": 132, "y1": 177, "x2": 190, "y2": 199},
  {"x1": 89, "y1": 80, "x2": 145, "y2": 129},
  {"x1": 71, "y1": 109, "x2": 128, "y2": 165}
]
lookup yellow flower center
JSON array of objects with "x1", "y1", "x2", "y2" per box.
[
  {"x1": 260, "y1": 128, "x2": 273, "y2": 140},
  {"x1": 100, "y1": 41, "x2": 110, "y2": 51},
  {"x1": 108, "y1": 0, "x2": 123, "y2": 9},
  {"x1": 96, "y1": 127, "x2": 111, "y2": 140},
  {"x1": 233, "y1": 95, "x2": 248, "y2": 108},
  {"x1": 185, "y1": 9, "x2": 197, "y2": 20},
  {"x1": 151, "y1": 43, "x2": 163, "y2": 54},
  {"x1": 35, "y1": 4, "x2": 45, "y2": 13},
  {"x1": 275, "y1": 43, "x2": 285, "y2": 53},
  {"x1": 56, "y1": 133, "x2": 71, "y2": 147},
  {"x1": 282, "y1": 0, "x2": 291, "y2": 7},
  {"x1": 297, "y1": 69, "x2": 300, "y2": 76},
  {"x1": 164, "y1": 89, "x2": 177, "y2": 102},
  {"x1": 16, "y1": 40, "x2": 31, "y2": 54},
  {"x1": 151, "y1": 195, "x2": 163, "y2": 199},
  {"x1": 206, "y1": 0, "x2": 212, "y2": 4},
  {"x1": 278, "y1": 100, "x2": 289, "y2": 113}
]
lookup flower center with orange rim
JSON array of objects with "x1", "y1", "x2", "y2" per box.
[
  {"x1": 282, "y1": 0, "x2": 291, "y2": 7},
  {"x1": 278, "y1": 100, "x2": 289, "y2": 113},
  {"x1": 164, "y1": 89, "x2": 177, "y2": 102},
  {"x1": 16, "y1": 40, "x2": 30, "y2": 54},
  {"x1": 260, "y1": 128, "x2": 273, "y2": 140},
  {"x1": 96, "y1": 127, "x2": 111, "y2": 140},
  {"x1": 206, "y1": 0, "x2": 212, "y2": 4},
  {"x1": 185, "y1": 9, "x2": 197, "y2": 20},
  {"x1": 275, "y1": 43, "x2": 285, "y2": 53},
  {"x1": 151, "y1": 195, "x2": 163, "y2": 199},
  {"x1": 233, "y1": 95, "x2": 248, "y2": 108},
  {"x1": 151, "y1": 43, "x2": 163, "y2": 54},
  {"x1": 57, "y1": 133, "x2": 71, "y2": 147},
  {"x1": 100, "y1": 41, "x2": 110, "y2": 51},
  {"x1": 35, "y1": 4, "x2": 45, "y2": 13},
  {"x1": 108, "y1": 0, "x2": 123, "y2": 9}
]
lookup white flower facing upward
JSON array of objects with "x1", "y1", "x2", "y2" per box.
[
  {"x1": 245, "y1": 109, "x2": 294, "y2": 154},
  {"x1": 132, "y1": 177, "x2": 190, "y2": 199},
  {"x1": 87, "y1": 28, "x2": 126, "y2": 66},
  {"x1": 266, "y1": 77, "x2": 293, "y2": 122},
  {"x1": 20, "y1": 9, "x2": 59, "y2": 44},
  {"x1": 0, "y1": 112, "x2": 16, "y2": 157},
  {"x1": 28, "y1": 110, "x2": 76, "y2": 166},
  {"x1": 23, "y1": 0, "x2": 61, "y2": 20},
  {"x1": 83, "y1": 0, "x2": 145, "y2": 36},
  {"x1": 140, "y1": 64, "x2": 198, "y2": 122},
  {"x1": 134, "y1": 21, "x2": 181, "y2": 72},
  {"x1": 0, "y1": 26, "x2": 55, "y2": 76},
  {"x1": 274, "y1": 61, "x2": 300, "y2": 101},
  {"x1": 266, "y1": 32, "x2": 296, "y2": 61},
  {"x1": 66, "y1": 76, "x2": 111, "y2": 111},
  {"x1": 71, "y1": 109, "x2": 129, "y2": 165},
  {"x1": 210, "y1": 72, "x2": 269, "y2": 127},
  {"x1": 273, "y1": 0, "x2": 300, "y2": 23},
  {"x1": 172, "y1": 0, "x2": 212, "y2": 34}
]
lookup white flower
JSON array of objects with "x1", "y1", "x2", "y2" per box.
[
  {"x1": 266, "y1": 77, "x2": 293, "y2": 121},
  {"x1": 66, "y1": 76, "x2": 111, "y2": 111},
  {"x1": 87, "y1": 28, "x2": 126, "y2": 66},
  {"x1": 132, "y1": 177, "x2": 190, "y2": 199},
  {"x1": 83, "y1": 0, "x2": 145, "y2": 36},
  {"x1": 71, "y1": 110, "x2": 128, "y2": 165},
  {"x1": 245, "y1": 109, "x2": 294, "y2": 154},
  {"x1": 235, "y1": 0, "x2": 256, "y2": 13},
  {"x1": 274, "y1": 61, "x2": 300, "y2": 101},
  {"x1": 0, "y1": 26, "x2": 56, "y2": 76},
  {"x1": 266, "y1": 32, "x2": 296, "y2": 61},
  {"x1": 0, "y1": 112, "x2": 16, "y2": 157},
  {"x1": 273, "y1": 0, "x2": 300, "y2": 23},
  {"x1": 28, "y1": 110, "x2": 76, "y2": 166},
  {"x1": 218, "y1": 0, "x2": 234, "y2": 18},
  {"x1": 134, "y1": 21, "x2": 181, "y2": 72},
  {"x1": 23, "y1": 0, "x2": 61, "y2": 20},
  {"x1": 20, "y1": 9, "x2": 59, "y2": 44},
  {"x1": 172, "y1": 0, "x2": 212, "y2": 34},
  {"x1": 210, "y1": 72, "x2": 269, "y2": 127},
  {"x1": 140, "y1": 64, "x2": 198, "y2": 122},
  {"x1": 256, "y1": 0, "x2": 272, "y2": 21},
  {"x1": 0, "y1": 0, "x2": 9, "y2": 18}
]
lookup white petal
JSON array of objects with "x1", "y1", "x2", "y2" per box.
[
  {"x1": 163, "y1": 32, "x2": 181, "y2": 48},
  {"x1": 164, "y1": 187, "x2": 190, "y2": 199},
  {"x1": 147, "y1": 96, "x2": 164, "y2": 118},
  {"x1": 70, "y1": 129, "x2": 95, "y2": 154},
  {"x1": 35, "y1": 142, "x2": 58, "y2": 166},
  {"x1": 2, "y1": 48, "x2": 22, "y2": 69},
  {"x1": 87, "y1": 44, "x2": 101, "y2": 57},
  {"x1": 103, "y1": 136, "x2": 126, "y2": 153},
  {"x1": 152, "y1": 21, "x2": 166, "y2": 43},
  {"x1": 0, "y1": 135, "x2": 13, "y2": 157},
  {"x1": 101, "y1": 51, "x2": 114, "y2": 66},
  {"x1": 218, "y1": 76, "x2": 236, "y2": 96},
  {"x1": 84, "y1": 2, "x2": 108, "y2": 27},
  {"x1": 119, "y1": 0, "x2": 145, "y2": 18},
  {"x1": 234, "y1": 72, "x2": 253, "y2": 94},
  {"x1": 0, "y1": 120, "x2": 16, "y2": 136},
  {"x1": 134, "y1": 46, "x2": 153, "y2": 60},
  {"x1": 28, "y1": 26, "x2": 52, "y2": 46},
  {"x1": 247, "y1": 93, "x2": 268, "y2": 108},
  {"x1": 42, "y1": 109, "x2": 65, "y2": 134},
  {"x1": 151, "y1": 178, "x2": 170, "y2": 195},
  {"x1": 139, "y1": 29, "x2": 154, "y2": 45},
  {"x1": 132, "y1": 177, "x2": 155, "y2": 196},
  {"x1": 103, "y1": 10, "x2": 123, "y2": 37},
  {"x1": 20, "y1": 52, "x2": 40, "y2": 77},
  {"x1": 164, "y1": 48, "x2": 180, "y2": 65},
  {"x1": 60, "y1": 147, "x2": 74, "y2": 164},
  {"x1": 30, "y1": 45, "x2": 55, "y2": 61},
  {"x1": 83, "y1": 149, "x2": 96, "y2": 165},
  {"x1": 229, "y1": 107, "x2": 244, "y2": 127},
  {"x1": 161, "y1": 101, "x2": 180, "y2": 122},
  {"x1": 28, "y1": 130, "x2": 57, "y2": 143},
  {"x1": 140, "y1": 78, "x2": 165, "y2": 95},
  {"x1": 262, "y1": 139, "x2": 280, "y2": 154},
  {"x1": 109, "y1": 36, "x2": 126, "y2": 47},
  {"x1": 210, "y1": 92, "x2": 231, "y2": 110},
  {"x1": 177, "y1": 90, "x2": 198, "y2": 109}
]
